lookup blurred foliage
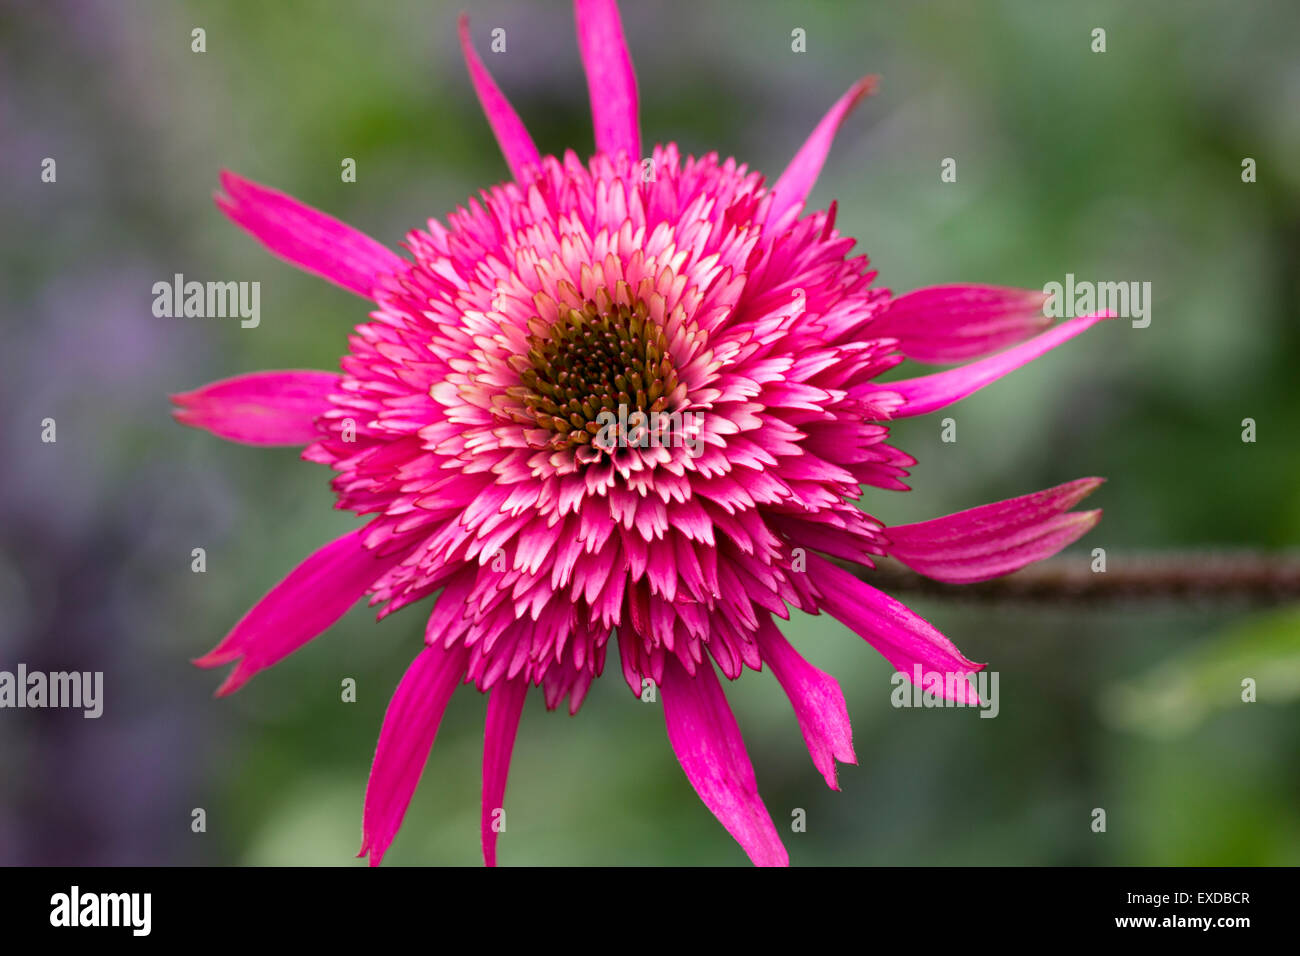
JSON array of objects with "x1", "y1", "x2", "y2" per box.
[
  {"x1": 0, "y1": 0, "x2": 1297, "y2": 865},
  {"x1": 1102, "y1": 606, "x2": 1300, "y2": 738}
]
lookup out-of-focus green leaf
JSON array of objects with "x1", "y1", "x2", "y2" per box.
[{"x1": 1101, "y1": 606, "x2": 1300, "y2": 737}]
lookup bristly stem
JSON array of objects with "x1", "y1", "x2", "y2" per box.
[{"x1": 850, "y1": 553, "x2": 1300, "y2": 605}]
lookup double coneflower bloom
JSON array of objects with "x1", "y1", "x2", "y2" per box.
[{"x1": 174, "y1": 0, "x2": 1108, "y2": 865}]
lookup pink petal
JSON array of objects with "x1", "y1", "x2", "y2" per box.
[
  {"x1": 215, "y1": 170, "x2": 404, "y2": 298},
  {"x1": 458, "y1": 15, "x2": 541, "y2": 181},
  {"x1": 194, "y1": 527, "x2": 404, "y2": 695},
  {"x1": 359, "y1": 643, "x2": 468, "y2": 866},
  {"x1": 871, "y1": 312, "x2": 1113, "y2": 418},
  {"x1": 170, "y1": 369, "x2": 338, "y2": 446},
  {"x1": 574, "y1": 0, "x2": 640, "y2": 162},
  {"x1": 766, "y1": 76, "x2": 878, "y2": 233},
  {"x1": 660, "y1": 654, "x2": 789, "y2": 866},
  {"x1": 754, "y1": 617, "x2": 856, "y2": 790},
  {"x1": 481, "y1": 676, "x2": 529, "y2": 867},
  {"x1": 871, "y1": 285, "x2": 1053, "y2": 364},
  {"x1": 807, "y1": 554, "x2": 983, "y2": 705},
  {"x1": 888, "y1": 478, "x2": 1104, "y2": 583}
]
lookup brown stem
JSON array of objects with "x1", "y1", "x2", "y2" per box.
[{"x1": 848, "y1": 553, "x2": 1300, "y2": 605}]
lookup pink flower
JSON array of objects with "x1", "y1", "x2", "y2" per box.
[{"x1": 175, "y1": 0, "x2": 1109, "y2": 866}]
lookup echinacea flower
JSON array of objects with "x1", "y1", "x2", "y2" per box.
[{"x1": 174, "y1": 0, "x2": 1109, "y2": 866}]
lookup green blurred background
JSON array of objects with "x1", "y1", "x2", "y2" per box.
[{"x1": 1, "y1": 0, "x2": 1298, "y2": 865}]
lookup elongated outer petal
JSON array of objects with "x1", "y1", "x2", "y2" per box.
[
  {"x1": 574, "y1": 0, "x2": 640, "y2": 162},
  {"x1": 481, "y1": 676, "x2": 529, "y2": 867},
  {"x1": 215, "y1": 170, "x2": 404, "y2": 298},
  {"x1": 871, "y1": 285, "x2": 1052, "y2": 364},
  {"x1": 660, "y1": 654, "x2": 788, "y2": 866},
  {"x1": 807, "y1": 553, "x2": 983, "y2": 705},
  {"x1": 754, "y1": 617, "x2": 856, "y2": 790},
  {"x1": 171, "y1": 369, "x2": 338, "y2": 446},
  {"x1": 869, "y1": 311, "x2": 1114, "y2": 418},
  {"x1": 360, "y1": 643, "x2": 469, "y2": 866},
  {"x1": 888, "y1": 478, "x2": 1104, "y2": 583},
  {"x1": 458, "y1": 15, "x2": 541, "y2": 181},
  {"x1": 766, "y1": 76, "x2": 878, "y2": 233},
  {"x1": 194, "y1": 527, "x2": 404, "y2": 695}
]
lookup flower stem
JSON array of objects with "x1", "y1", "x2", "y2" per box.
[{"x1": 853, "y1": 553, "x2": 1300, "y2": 605}]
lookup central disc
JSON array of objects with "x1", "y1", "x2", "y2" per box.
[{"x1": 511, "y1": 298, "x2": 680, "y2": 451}]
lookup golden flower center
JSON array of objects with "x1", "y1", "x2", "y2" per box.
[{"x1": 511, "y1": 300, "x2": 680, "y2": 450}]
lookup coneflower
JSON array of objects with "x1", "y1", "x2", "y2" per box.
[{"x1": 173, "y1": 0, "x2": 1109, "y2": 866}]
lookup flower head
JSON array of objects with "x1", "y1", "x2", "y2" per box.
[{"x1": 174, "y1": 0, "x2": 1109, "y2": 866}]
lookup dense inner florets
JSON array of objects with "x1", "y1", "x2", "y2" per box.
[
  {"x1": 307, "y1": 146, "x2": 909, "y2": 711},
  {"x1": 508, "y1": 293, "x2": 681, "y2": 453}
]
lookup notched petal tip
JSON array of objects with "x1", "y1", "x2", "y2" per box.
[
  {"x1": 212, "y1": 661, "x2": 255, "y2": 697},
  {"x1": 169, "y1": 391, "x2": 206, "y2": 430},
  {"x1": 214, "y1": 169, "x2": 259, "y2": 212},
  {"x1": 196, "y1": 529, "x2": 402, "y2": 698},
  {"x1": 356, "y1": 835, "x2": 376, "y2": 863},
  {"x1": 191, "y1": 650, "x2": 233, "y2": 669},
  {"x1": 755, "y1": 619, "x2": 857, "y2": 793}
]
